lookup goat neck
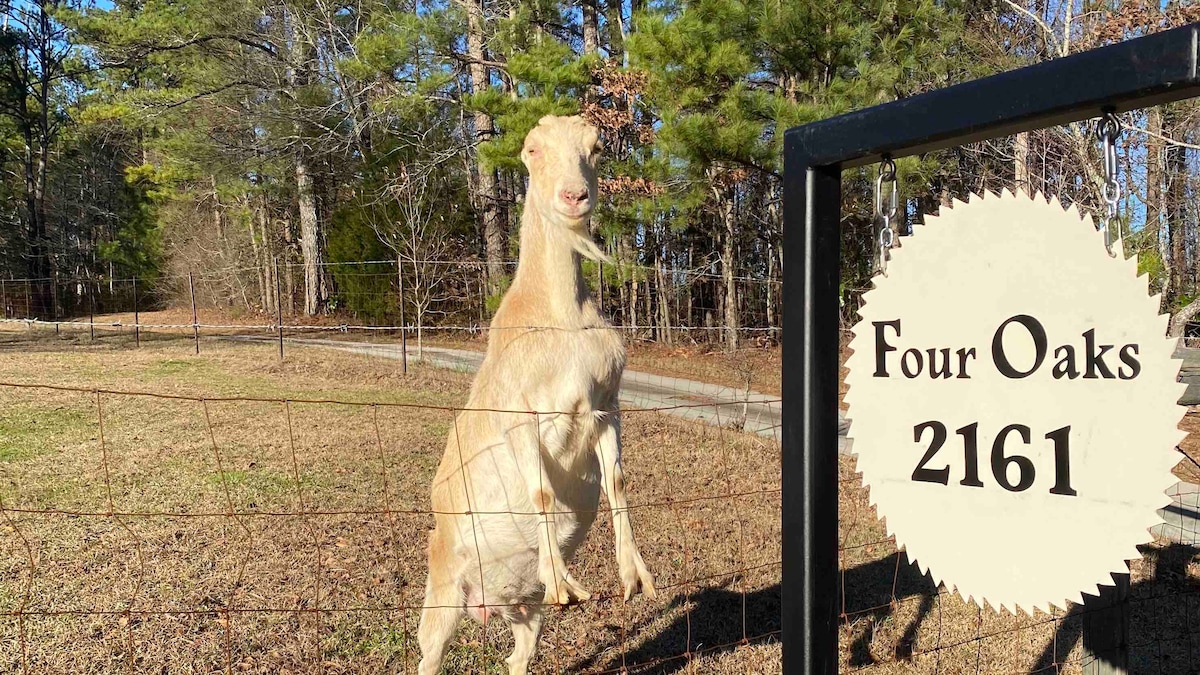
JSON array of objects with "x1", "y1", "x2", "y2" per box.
[{"x1": 508, "y1": 189, "x2": 596, "y2": 322}]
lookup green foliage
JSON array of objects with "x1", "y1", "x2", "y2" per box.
[{"x1": 326, "y1": 207, "x2": 397, "y2": 324}]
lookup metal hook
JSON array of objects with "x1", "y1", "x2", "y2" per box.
[
  {"x1": 875, "y1": 156, "x2": 899, "y2": 274},
  {"x1": 1095, "y1": 111, "x2": 1121, "y2": 255}
]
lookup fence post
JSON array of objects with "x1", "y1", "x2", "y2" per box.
[
  {"x1": 397, "y1": 256, "x2": 407, "y2": 374},
  {"x1": 51, "y1": 271, "x2": 58, "y2": 334},
  {"x1": 133, "y1": 276, "x2": 141, "y2": 348},
  {"x1": 89, "y1": 282, "x2": 96, "y2": 341},
  {"x1": 24, "y1": 279, "x2": 31, "y2": 319},
  {"x1": 189, "y1": 272, "x2": 200, "y2": 355},
  {"x1": 1081, "y1": 575, "x2": 1130, "y2": 674},
  {"x1": 274, "y1": 258, "x2": 284, "y2": 360}
]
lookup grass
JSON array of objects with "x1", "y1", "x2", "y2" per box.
[
  {"x1": 0, "y1": 327, "x2": 1196, "y2": 674},
  {"x1": 0, "y1": 405, "x2": 92, "y2": 462}
]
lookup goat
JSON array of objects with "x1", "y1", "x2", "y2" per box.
[{"x1": 416, "y1": 115, "x2": 656, "y2": 675}]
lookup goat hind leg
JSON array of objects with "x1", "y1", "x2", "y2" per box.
[
  {"x1": 417, "y1": 528, "x2": 464, "y2": 675},
  {"x1": 504, "y1": 607, "x2": 545, "y2": 675}
]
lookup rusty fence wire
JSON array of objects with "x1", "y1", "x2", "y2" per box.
[
  {"x1": 2, "y1": 354, "x2": 1198, "y2": 673},
  {"x1": 0, "y1": 380, "x2": 784, "y2": 674},
  {"x1": 0, "y1": 259, "x2": 783, "y2": 351}
]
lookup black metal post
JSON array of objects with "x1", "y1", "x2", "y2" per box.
[
  {"x1": 781, "y1": 24, "x2": 1200, "y2": 675},
  {"x1": 189, "y1": 272, "x2": 199, "y2": 355},
  {"x1": 398, "y1": 256, "x2": 407, "y2": 374},
  {"x1": 89, "y1": 282, "x2": 95, "y2": 341},
  {"x1": 275, "y1": 258, "x2": 284, "y2": 360},
  {"x1": 781, "y1": 160, "x2": 842, "y2": 675},
  {"x1": 133, "y1": 277, "x2": 141, "y2": 347}
]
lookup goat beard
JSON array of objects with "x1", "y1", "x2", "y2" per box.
[
  {"x1": 567, "y1": 224, "x2": 612, "y2": 264},
  {"x1": 547, "y1": 212, "x2": 611, "y2": 264}
]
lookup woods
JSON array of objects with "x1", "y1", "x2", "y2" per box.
[{"x1": 1, "y1": 1, "x2": 1200, "y2": 345}]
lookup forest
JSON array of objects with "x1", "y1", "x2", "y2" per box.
[{"x1": 1, "y1": 0, "x2": 1199, "y2": 347}]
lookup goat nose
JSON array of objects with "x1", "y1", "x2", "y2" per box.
[{"x1": 560, "y1": 187, "x2": 589, "y2": 204}]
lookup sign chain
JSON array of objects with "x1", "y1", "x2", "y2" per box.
[
  {"x1": 876, "y1": 156, "x2": 899, "y2": 275},
  {"x1": 1096, "y1": 111, "x2": 1122, "y2": 254}
]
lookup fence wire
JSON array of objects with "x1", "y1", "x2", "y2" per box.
[
  {"x1": 0, "y1": 375, "x2": 784, "y2": 674},
  {"x1": 836, "y1": 446, "x2": 1200, "y2": 675},
  {"x1": 0, "y1": 328, "x2": 1197, "y2": 674},
  {"x1": 0, "y1": 258, "x2": 785, "y2": 350}
]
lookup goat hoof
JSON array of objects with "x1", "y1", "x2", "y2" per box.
[
  {"x1": 622, "y1": 562, "x2": 657, "y2": 601},
  {"x1": 544, "y1": 576, "x2": 591, "y2": 606}
]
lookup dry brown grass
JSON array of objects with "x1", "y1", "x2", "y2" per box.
[
  {"x1": 0, "y1": 330, "x2": 1196, "y2": 674},
  {"x1": 0, "y1": 336, "x2": 784, "y2": 674}
]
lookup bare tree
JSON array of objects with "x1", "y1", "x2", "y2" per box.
[{"x1": 370, "y1": 159, "x2": 463, "y2": 360}]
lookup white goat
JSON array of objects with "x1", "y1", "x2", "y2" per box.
[{"x1": 416, "y1": 115, "x2": 656, "y2": 675}]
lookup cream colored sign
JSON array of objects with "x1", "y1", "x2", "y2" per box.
[{"x1": 844, "y1": 190, "x2": 1186, "y2": 614}]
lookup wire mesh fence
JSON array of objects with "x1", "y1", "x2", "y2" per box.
[
  {"x1": 0, "y1": 303, "x2": 1197, "y2": 674},
  {"x1": 0, "y1": 259, "x2": 783, "y2": 351},
  {"x1": 0, "y1": 372, "x2": 784, "y2": 674}
]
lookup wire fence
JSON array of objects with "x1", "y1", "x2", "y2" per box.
[
  {"x1": 0, "y1": 378, "x2": 784, "y2": 674},
  {"x1": 0, "y1": 258, "x2": 784, "y2": 350},
  {"x1": 0, "y1": 296, "x2": 1198, "y2": 673}
]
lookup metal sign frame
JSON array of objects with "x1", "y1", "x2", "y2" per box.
[{"x1": 781, "y1": 23, "x2": 1200, "y2": 675}]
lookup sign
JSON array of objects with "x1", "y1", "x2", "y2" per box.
[{"x1": 843, "y1": 190, "x2": 1186, "y2": 614}]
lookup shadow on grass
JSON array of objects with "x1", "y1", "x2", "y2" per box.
[
  {"x1": 1029, "y1": 543, "x2": 1200, "y2": 675},
  {"x1": 566, "y1": 552, "x2": 940, "y2": 673},
  {"x1": 566, "y1": 546, "x2": 1200, "y2": 673}
]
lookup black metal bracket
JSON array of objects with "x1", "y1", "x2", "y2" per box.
[{"x1": 781, "y1": 23, "x2": 1200, "y2": 675}]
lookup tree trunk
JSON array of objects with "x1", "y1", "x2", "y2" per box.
[
  {"x1": 1166, "y1": 109, "x2": 1186, "y2": 306},
  {"x1": 766, "y1": 242, "x2": 776, "y2": 333},
  {"x1": 296, "y1": 152, "x2": 326, "y2": 315},
  {"x1": 1146, "y1": 106, "x2": 1165, "y2": 292},
  {"x1": 625, "y1": 234, "x2": 639, "y2": 338},
  {"x1": 605, "y1": 0, "x2": 626, "y2": 59},
  {"x1": 1169, "y1": 295, "x2": 1200, "y2": 338},
  {"x1": 582, "y1": 0, "x2": 599, "y2": 55},
  {"x1": 720, "y1": 188, "x2": 740, "y2": 351},
  {"x1": 286, "y1": 10, "x2": 328, "y2": 316},
  {"x1": 248, "y1": 196, "x2": 267, "y2": 312},
  {"x1": 656, "y1": 237, "x2": 672, "y2": 346},
  {"x1": 684, "y1": 242, "x2": 694, "y2": 330},
  {"x1": 461, "y1": 0, "x2": 505, "y2": 295},
  {"x1": 1014, "y1": 131, "x2": 1032, "y2": 195}
]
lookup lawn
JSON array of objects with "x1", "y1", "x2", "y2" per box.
[{"x1": 0, "y1": 329, "x2": 1196, "y2": 674}]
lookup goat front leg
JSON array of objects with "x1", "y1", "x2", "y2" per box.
[
  {"x1": 511, "y1": 413, "x2": 591, "y2": 606},
  {"x1": 595, "y1": 415, "x2": 656, "y2": 600}
]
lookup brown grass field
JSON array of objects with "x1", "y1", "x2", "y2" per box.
[{"x1": 0, "y1": 325, "x2": 1197, "y2": 674}]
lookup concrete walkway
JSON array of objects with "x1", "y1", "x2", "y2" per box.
[{"x1": 226, "y1": 335, "x2": 849, "y2": 453}]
